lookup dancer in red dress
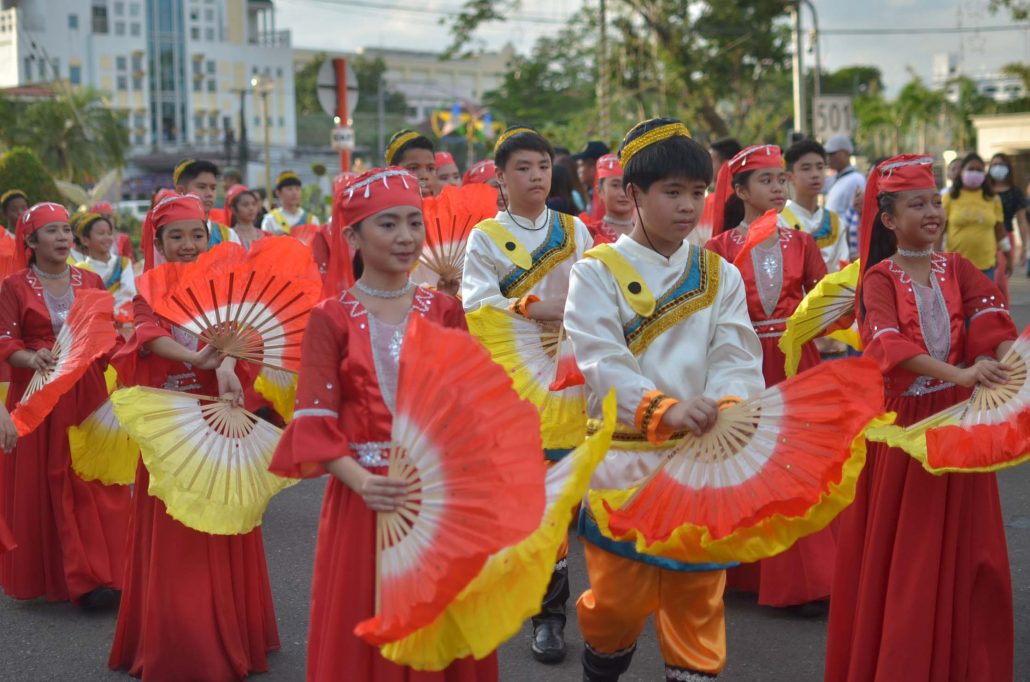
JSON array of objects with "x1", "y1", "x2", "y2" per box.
[
  {"x1": 108, "y1": 194, "x2": 280, "y2": 681},
  {"x1": 825, "y1": 156, "x2": 1016, "y2": 682},
  {"x1": 706, "y1": 145, "x2": 834, "y2": 611},
  {"x1": 270, "y1": 168, "x2": 497, "y2": 682},
  {"x1": 0, "y1": 202, "x2": 129, "y2": 608}
]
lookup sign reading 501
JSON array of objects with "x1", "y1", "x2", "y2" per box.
[{"x1": 813, "y1": 96, "x2": 853, "y2": 141}]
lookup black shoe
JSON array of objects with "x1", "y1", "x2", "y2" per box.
[
  {"x1": 787, "y1": 599, "x2": 828, "y2": 618},
  {"x1": 79, "y1": 587, "x2": 120, "y2": 612},
  {"x1": 531, "y1": 621, "x2": 566, "y2": 663}
]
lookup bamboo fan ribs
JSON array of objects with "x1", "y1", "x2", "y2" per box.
[
  {"x1": 13, "y1": 288, "x2": 118, "y2": 436},
  {"x1": 138, "y1": 238, "x2": 321, "y2": 372},
  {"x1": 419, "y1": 184, "x2": 498, "y2": 281},
  {"x1": 866, "y1": 324, "x2": 1030, "y2": 473},
  {"x1": 590, "y1": 357, "x2": 886, "y2": 565}
]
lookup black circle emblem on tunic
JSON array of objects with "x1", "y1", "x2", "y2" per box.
[
  {"x1": 505, "y1": 241, "x2": 517, "y2": 251},
  {"x1": 628, "y1": 281, "x2": 642, "y2": 294}
]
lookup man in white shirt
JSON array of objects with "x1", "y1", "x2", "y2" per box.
[{"x1": 823, "y1": 135, "x2": 865, "y2": 260}]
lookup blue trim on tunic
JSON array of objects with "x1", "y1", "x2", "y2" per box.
[
  {"x1": 622, "y1": 245, "x2": 704, "y2": 341},
  {"x1": 544, "y1": 447, "x2": 572, "y2": 462},
  {"x1": 577, "y1": 508, "x2": 736, "y2": 572},
  {"x1": 497, "y1": 212, "x2": 566, "y2": 296}
]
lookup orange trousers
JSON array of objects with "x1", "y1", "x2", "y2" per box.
[{"x1": 576, "y1": 540, "x2": 727, "y2": 674}]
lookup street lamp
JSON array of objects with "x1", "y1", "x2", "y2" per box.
[{"x1": 251, "y1": 74, "x2": 275, "y2": 209}]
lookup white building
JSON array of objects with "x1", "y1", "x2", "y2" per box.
[
  {"x1": 933, "y1": 52, "x2": 1026, "y2": 104},
  {"x1": 0, "y1": 0, "x2": 297, "y2": 193}
]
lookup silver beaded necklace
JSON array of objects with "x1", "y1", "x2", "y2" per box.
[
  {"x1": 31, "y1": 264, "x2": 70, "y2": 280},
  {"x1": 896, "y1": 246, "x2": 934, "y2": 258},
  {"x1": 354, "y1": 279, "x2": 415, "y2": 299}
]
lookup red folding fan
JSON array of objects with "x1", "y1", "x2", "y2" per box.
[
  {"x1": 354, "y1": 314, "x2": 547, "y2": 646},
  {"x1": 732, "y1": 208, "x2": 780, "y2": 268},
  {"x1": 137, "y1": 237, "x2": 321, "y2": 372},
  {"x1": 419, "y1": 184, "x2": 498, "y2": 282},
  {"x1": 591, "y1": 357, "x2": 886, "y2": 565},
  {"x1": 288, "y1": 223, "x2": 322, "y2": 247},
  {"x1": 12, "y1": 288, "x2": 118, "y2": 436}
]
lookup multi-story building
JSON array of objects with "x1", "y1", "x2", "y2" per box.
[
  {"x1": 0, "y1": 0, "x2": 296, "y2": 194},
  {"x1": 933, "y1": 52, "x2": 1027, "y2": 104}
]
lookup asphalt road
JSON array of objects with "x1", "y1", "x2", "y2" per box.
[{"x1": 2, "y1": 279, "x2": 1030, "y2": 682}]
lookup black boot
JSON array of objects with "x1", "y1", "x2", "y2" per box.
[
  {"x1": 79, "y1": 586, "x2": 121, "y2": 612},
  {"x1": 531, "y1": 559, "x2": 570, "y2": 663},
  {"x1": 582, "y1": 642, "x2": 635, "y2": 682}
]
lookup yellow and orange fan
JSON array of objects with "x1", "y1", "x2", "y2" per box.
[
  {"x1": 12, "y1": 289, "x2": 119, "y2": 436},
  {"x1": 380, "y1": 390, "x2": 616, "y2": 670},
  {"x1": 419, "y1": 184, "x2": 498, "y2": 282},
  {"x1": 778, "y1": 259, "x2": 863, "y2": 377},
  {"x1": 354, "y1": 314, "x2": 547, "y2": 647},
  {"x1": 254, "y1": 366, "x2": 298, "y2": 422},
  {"x1": 109, "y1": 387, "x2": 298, "y2": 535},
  {"x1": 137, "y1": 237, "x2": 321, "y2": 372},
  {"x1": 590, "y1": 357, "x2": 890, "y2": 565},
  {"x1": 69, "y1": 367, "x2": 139, "y2": 485},
  {"x1": 865, "y1": 324, "x2": 1030, "y2": 474},
  {"x1": 465, "y1": 305, "x2": 587, "y2": 451}
]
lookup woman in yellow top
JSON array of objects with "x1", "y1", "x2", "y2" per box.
[{"x1": 943, "y1": 152, "x2": 1008, "y2": 279}]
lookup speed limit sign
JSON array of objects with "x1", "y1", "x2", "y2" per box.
[{"x1": 813, "y1": 97, "x2": 853, "y2": 142}]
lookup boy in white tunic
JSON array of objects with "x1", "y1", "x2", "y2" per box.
[
  {"x1": 461, "y1": 125, "x2": 593, "y2": 664},
  {"x1": 564, "y1": 118, "x2": 764, "y2": 682},
  {"x1": 781, "y1": 138, "x2": 849, "y2": 272}
]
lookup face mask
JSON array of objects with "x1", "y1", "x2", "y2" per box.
[
  {"x1": 961, "y1": 170, "x2": 985, "y2": 188},
  {"x1": 989, "y1": 165, "x2": 1010, "y2": 181}
]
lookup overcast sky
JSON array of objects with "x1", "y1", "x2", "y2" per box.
[{"x1": 275, "y1": 0, "x2": 1030, "y2": 95}]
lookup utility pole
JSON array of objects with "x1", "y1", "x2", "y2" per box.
[
  {"x1": 790, "y1": 2, "x2": 806, "y2": 136},
  {"x1": 597, "y1": 0, "x2": 609, "y2": 140},
  {"x1": 803, "y1": 0, "x2": 821, "y2": 101},
  {"x1": 231, "y1": 88, "x2": 250, "y2": 183},
  {"x1": 377, "y1": 77, "x2": 386, "y2": 166}
]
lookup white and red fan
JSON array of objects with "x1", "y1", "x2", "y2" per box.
[
  {"x1": 354, "y1": 314, "x2": 547, "y2": 646},
  {"x1": 591, "y1": 357, "x2": 886, "y2": 565},
  {"x1": 12, "y1": 288, "x2": 118, "y2": 436},
  {"x1": 110, "y1": 386, "x2": 298, "y2": 535},
  {"x1": 137, "y1": 237, "x2": 321, "y2": 372},
  {"x1": 419, "y1": 184, "x2": 498, "y2": 282},
  {"x1": 866, "y1": 324, "x2": 1030, "y2": 473}
]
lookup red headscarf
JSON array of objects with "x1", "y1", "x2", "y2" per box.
[
  {"x1": 90, "y1": 200, "x2": 115, "y2": 215},
  {"x1": 322, "y1": 168, "x2": 422, "y2": 300},
  {"x1": 463, "y1": 160, "x2": 496, "y2": 185},
  {"x1": 223, "y1": 184, "x2": 254, "y2": 226},
  {"x1": 16, "y1": 202, "x2": 69, "y2": 269},
  {"x1": 855, "y1": 154, "x2": 936, "y2": 316},
  {"x1": 705, "y1": 144, "x2": 784, "y2": 236},
  {"x1": 435, "y1": 151, "x2": 457, "y2": 170},
  {"x1": 141, "y1": 193, "x2": 206, "y2": 271}
]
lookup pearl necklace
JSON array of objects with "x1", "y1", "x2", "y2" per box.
[
  {"x1": 355, "y1": 279, "x2": 415, "y2": 299},
  {"x1": 31, "y1": 264, "x2": 70, "y2": 280},
  {"x1": 896, "y1": 246, "x2": 934, "y2": 258},
  {"x1": 603, "y1": 215, "x2": 634, "y2": 228}
]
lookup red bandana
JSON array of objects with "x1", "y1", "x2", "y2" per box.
[
  {"x1": 142, "y1": 193, "x2": 206, "y2": 271},
  {"x1": 16, "y1": 202, "x2": 69, "y2": 269},
  {"x1": 435, "y1": 151, "x2": 457, "y2": 169},
  {"x1": 90, "y1": 201, "x2": 115, "y2": 214},
  {"x1": 705, "y1": 144, "x2": 784, "y2": 236},
  {"x1": 596, "y1": 153, "x2": 623, "y2": 180},
  {"x1": 463, "y1": 160, "x2": 496, "y2": 185}
]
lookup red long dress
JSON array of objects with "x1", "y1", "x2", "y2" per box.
[
  {"x1": 707, "y1": 225, "x2": 836, "y2": 607},
  {"x1": 270, "y1": 287, "x2": 498, "y2": 682},
  {"x1": 108, "y1": 295, "x2": 280, "y2": 682},
  {"x1": 825, "y1": 252, "x2": 1016, "y2": 682},
  {"x1": 0, "y1": 267, "x2": 130, "y2": 603}
]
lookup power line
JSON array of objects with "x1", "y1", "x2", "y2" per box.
[
  {"x1": 279, "y1": 0, "x2": 571, "y2": 24},
  {"x1": 821, "y1": 24, "x2": 1028, "y2": 35}
]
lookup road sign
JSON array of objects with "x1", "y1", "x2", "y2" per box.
[
  {"x1": 317, "y1": 59, "x2": 358, "y2": 118},
  {"x1": 813, "y1": 96, "x2": 853, "y2": 142},
  {"x1": 331, "y1": 126, "x2": 355, "y2": 151}
]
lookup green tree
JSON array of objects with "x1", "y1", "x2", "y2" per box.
[
  {"x1": 295, "y1": 53, "x2": 325, "y2": 116},
  {"x1": 0, "y1": 87, "x2": 128, "y2": 183},
  {"x1": 0, "y1": 147, "x2": 62, "y2": 205}
]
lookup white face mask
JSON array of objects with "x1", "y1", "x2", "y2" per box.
[
  {"x1": 961, "y1": 170, "x2": 986, "y2": 189},
  {"x1": 989, "y1": 165, "x2": 1010, "y2": 181}
]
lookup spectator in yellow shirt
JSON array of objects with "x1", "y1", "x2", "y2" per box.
[{"x1": 943, "y1": 152, "x2": 1007, "y2": 279}]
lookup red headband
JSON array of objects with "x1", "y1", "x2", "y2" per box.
[
  {"x1": 141, "y1": 193, "x2": 206, "y2": 271},
  {"x1": 16, "y1": 202, "x2": 69, "y2": 269},
  {"x1": 596, "y1": 153, "x2": 623, "y2": 180},
  {"x1": 90, "y1": 201, "x2": 114, "y2": 214},
  {"x1": 463, "y1": 160, "x2": 496, "y2": 185},
  {"x1": 223, "y1": 184, "x2": 254, "y2": 226},
  {"x1": 435, "y1": 151, "x2": 457, "y2": 169},
  {"x1": 858, "y1": 154, "x2": 935, "y2": 283},
  {"x1": 704, "y1": 144, "x2": 784, "y2": 236}
]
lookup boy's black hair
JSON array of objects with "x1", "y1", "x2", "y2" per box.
[
  {"x1": 493, "y1": 126, "x2": 555, "y2": 171},
  {"x1": 620, "y1": 118, "x2": 713, "y2": 193},
  {"x1": 174, "y1": 159, "x2": 220, "y2": 187},
  {"x1": 275, "y1": 171, "x2": 302, "y2": 191},
  {"x1": 709, "y1": 136, "x2": 743, "y2": 164},
  {"x1": 784, "y1": 138, "x2": 827, "y2": 170},
  {"x1": 77, "y1": 213, "x2": 111, "y2": 240},
  {"x1": 950, "y1": 151, "x2": 994, "y2": 200},
  {"x1": 385, "y1": 130, "x2": 434, "y2": 166},
  {"x1": 1, "y1": 189, "x2": 27, "y2": 211}
]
